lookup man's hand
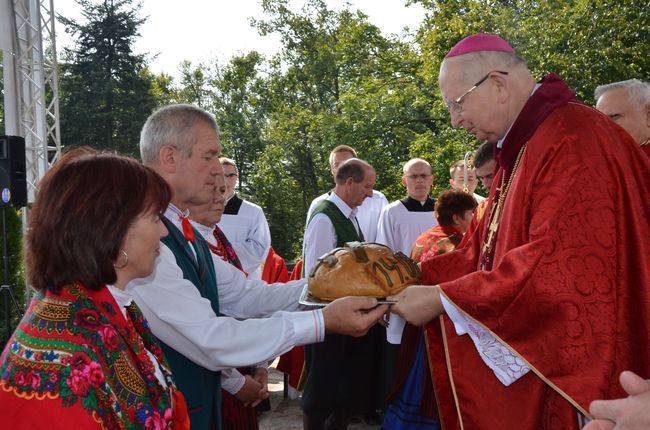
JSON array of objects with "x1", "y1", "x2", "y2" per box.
[
  {"x1": 234, "y1": 375, "x2": 269, "y2": 407},
  {"x1": 322, "y1": 296, "x2": 388, "y2": 337},
  {"x1": 584, "y1": 371, "x2": 650, "y2": 430},
  {"x1": 388, "y1": 285, "x2": 444, "y2": 326}
]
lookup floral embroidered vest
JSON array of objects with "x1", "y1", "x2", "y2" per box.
[{"x1": 160, "y1": 216, "x2": 222, "y2": 430}]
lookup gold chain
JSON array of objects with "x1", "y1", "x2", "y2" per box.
[{"x1": 482, "y1": 145, "x2": 527, "y2": 257}]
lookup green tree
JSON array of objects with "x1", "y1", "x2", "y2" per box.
[
  {"x1": 0, "y1": 207, "x2": 25, "y2": 345},
  {"x1": 58, "y1": 0, "x2": 156, "y2": 156},
  {"x1": 212, "y1": 52, "x2": 269, "y2": 185},
  {"x1": 245, "y1": 0, "x2": 434, "y2": 258},
  {"x1": 409, "y1": 0, "x2": 649, "y2": 193}
]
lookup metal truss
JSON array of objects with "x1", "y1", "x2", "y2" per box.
[
  {"x1": 4, "y1": 0, "x2": 62, "y2": 202},
  {"x1": 2, "y1": 0, "x2": 62, "y2": 304}
]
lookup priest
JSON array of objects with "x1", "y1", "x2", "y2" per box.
[
  {"x1": 389, "y1": 34, "x2": 650, "y2": 430},
  {"x1": 376, "y1": 158, "x2": 438, "y2": 255}
]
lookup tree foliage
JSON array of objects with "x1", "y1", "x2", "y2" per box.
[
  {"x1": 58, "y1": 0, "x2": 156, "y2": 156},
  {"x1": 51, "y1": 0, "x2": 649, "y2": 260}
]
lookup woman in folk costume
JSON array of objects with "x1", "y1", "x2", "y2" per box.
[
  {"x1": 0, "y1": 148, "x2": 189, "y2": 429},
  {"x1": 384, "y1": 190, "x2": 477, "y2": 430},
  {"x1": 189, "y1": 173, "x2": 268, "y2": 430}
]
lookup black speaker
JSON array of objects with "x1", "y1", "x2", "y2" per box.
[{"x1": 0, "y1": 136, "x2": 27, "y2": 208}]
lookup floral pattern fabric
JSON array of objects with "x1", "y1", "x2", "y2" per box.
[{"x1": 0, "y1": 282, "x2": 188, "y2": 429}]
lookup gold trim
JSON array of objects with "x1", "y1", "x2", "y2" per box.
[
  {"x1": 114, "y1": 355, "x2": 147, "y2": 396},
  {"x1": 33, "y1": 301, "x2": 70, "y2": 322},
  {"x1": 440, "y1": 315, "x2": 464, "y2": 430},
  {"x1": 438, "y1": 289, "x2": 591, "y2": 418}
]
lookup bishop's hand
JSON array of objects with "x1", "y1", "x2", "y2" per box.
[{"x1": 388, "y1": 285, "x2": 444, "y2": 326}]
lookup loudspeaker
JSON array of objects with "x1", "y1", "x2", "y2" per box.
[{"x1": 0, "y1": 136, "x2": 27, "y2": 208}]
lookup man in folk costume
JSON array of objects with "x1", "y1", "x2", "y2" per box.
[
  {"x1": 307, "y1": 145, "x2": 388, "y2": 242},
  {"x1": 389, "y1": 34, "x2": 650, "y2": 429},
  {"x1": 595, "y1": 78, "x2": 650, "y2": 158},
  {"x1": 217, "y1": 157, "x2": 271, "y2": 280},
  {"x1": 189, "y1": 173, "x2": 268, "y2": 430},
  {"x1": 302, "y1": 158, "x2": 384, "y2": 429},
  {"x1": 129, "y1": 104, "x2": 388, "y2": 430}
]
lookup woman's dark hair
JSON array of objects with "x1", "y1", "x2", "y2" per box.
[
  {"x1": 435, "y1": 190, "x2": 478, "y2": 226},
  {"x1": 26, "y1": 147, "x2": 171, "y2": 292}
]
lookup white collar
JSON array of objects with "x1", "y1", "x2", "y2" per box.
[
  {"x1": 327, "y1": 191, "x2": 357, "y2": 219},
  {"x1": 107, "y1": 285, "x2": 133, "y2": 309}
]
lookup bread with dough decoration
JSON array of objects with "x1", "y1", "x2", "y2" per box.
[{"x1": 308, "y1": 242, "x2": 421, "y2": 301}]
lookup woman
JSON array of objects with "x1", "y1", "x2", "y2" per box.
[
  {"x1": 189, "y1": 174, "x2": 267, "y2": 430},
  {"x1": 383, "y1": 189, "x2": 477, "y2": 430},
  {"x1": 410, "y1": 189, "x2": 477, "y2": 262},
  {"x1": 0, "y1": 148, "x2": 189, "y2": 429}
]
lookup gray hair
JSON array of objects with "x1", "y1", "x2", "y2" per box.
[
  {"x1": 594, "y1": 79, "x2": 650, "y2": 108},
  {"x1": 140, "y1": 104, "x2": 219, "y2": 166}
]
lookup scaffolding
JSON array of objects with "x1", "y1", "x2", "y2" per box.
[
  {"x1": 2, "y1": 0, "x2": 62, "y2": 201},
  {"x1": 1, "y1": 0, "x2": 62, "y2": 305}
]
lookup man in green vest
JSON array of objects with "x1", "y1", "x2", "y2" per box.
[
  {"x1": 302, "y1": 158, "x2": 386, "y2": 429},
  {"x1": 129, "y1": 104, "x2": 389, "y2": 430}
]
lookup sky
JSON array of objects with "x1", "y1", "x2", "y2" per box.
[{"x1": 53, "y1": 0, "x2": 427, "y2": 78}]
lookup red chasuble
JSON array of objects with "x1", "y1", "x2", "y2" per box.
[{"x1": 421, "y1": 75, "x2": 650, "y2": 430}]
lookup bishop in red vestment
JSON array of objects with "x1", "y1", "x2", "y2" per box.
[{"x1": 389, "y1": 34, "x2": 650, "y2": 430}]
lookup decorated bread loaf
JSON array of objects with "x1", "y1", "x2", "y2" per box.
[{"x1": 308, "y1": 242, "x2": 421, "y2": 301}]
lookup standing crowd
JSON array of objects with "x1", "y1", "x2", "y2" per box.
[{"x1": 0, "y1": 33, "x2": 649, "y2": 430}]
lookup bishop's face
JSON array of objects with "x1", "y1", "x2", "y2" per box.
[{"x1": 439, "y1": 58, "x2": 510, "y2": 144}]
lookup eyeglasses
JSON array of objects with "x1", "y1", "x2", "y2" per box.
[
  {"x1": 406, "y1": 174, "x2": 432, "y2": 181},
  {"x1": 445, "y1": 70, "x2": 509, "y2": 113}
]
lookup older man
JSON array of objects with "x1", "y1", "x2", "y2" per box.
[
  {"x1": 389, "y1": 34, "x2": 650, "y2": 430},
  {"x1": 307, "y1": 145, "x2": 388, "y2": 242},
  {"x1": 595, "y1": 78, "x2": 650, "y2": 157},
  {"x1": 217, "y1": 157, "x2": 271, "y2": 279},
  {"x1": 128, "y1": 104, "x2": 387, "y2": 430},
  {"x1": 376, "y1": 158, "x2": 438, "y2": 256},
  {"x1": 302, "y1": 158, "x2": 384, "y2": 429}
]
